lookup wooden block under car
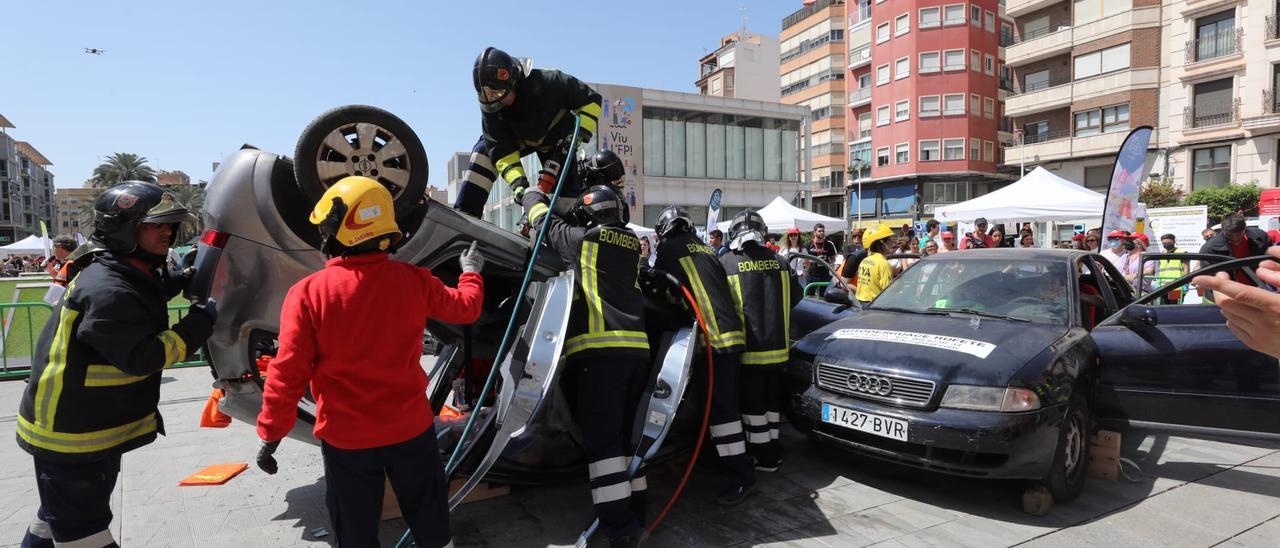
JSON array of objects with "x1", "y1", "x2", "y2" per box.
[
  {"x1": 1087, "y1": 455, "x2": 1120, "y2": 481},
  {"x1": 381, "y1": 477, "x2": 511, "y2": 520},
  {"x1": 1090, "y1": 430, "x2": 1122, "y2": 461},
  {"x1": 1021, "y1": 484, "x2": 1054, "y2": 516}
]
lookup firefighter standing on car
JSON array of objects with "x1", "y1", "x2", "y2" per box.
[
  {"x1": 856, "y1": 224, "x2": 895, "y2": 306},
  {"x1": 254, "y1": 176, "x2": 485, "y2": 548},
  {"x1": 522, "y1": 185, "x2": 649, "y2": 548},
  {"x1": 454, "y1": 46, "x2": 603, "y2": 217},
  {"x1": 720, "y1": 210, "x2": 802, "y2": 474},
  {"x1": 17, "y1": 182, "x2": 214, "y2": 548},
  {"x1": 652, "y1": 206, "x2": 756, "y2": 506}
]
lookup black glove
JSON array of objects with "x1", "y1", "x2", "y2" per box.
[
  {"x1": 256, "y1": 439, "x2": 280, "y2": 475},
  {"x1": 510, "y1": 177, "x2": 530, "y2": 206},
  {"x1": 189, "y1": 298, "x2": 217, "y2": 325}
]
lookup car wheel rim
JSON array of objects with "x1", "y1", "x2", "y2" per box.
[
  {"x1": 313, "y1": 122, "x2": 412, "y2": 199},
  {"x1": 1063, "y1": 412, "x2": 1083, "y2": 476}
]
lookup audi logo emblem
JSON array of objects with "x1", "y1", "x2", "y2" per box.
[{"x1": 846, "y1": 372, "x2": 893, "y2": 396}]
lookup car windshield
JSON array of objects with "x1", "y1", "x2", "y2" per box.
[{"x1": 870, "y1": 258, "x2": 1072, "y2": 325}]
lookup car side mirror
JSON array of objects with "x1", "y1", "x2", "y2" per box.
[
  {"x1": 1119, "y1": 305, "x2": 1158, "y2": 328},
  {"x1": 823, "y1": 286, "x2": 852, "y2": 306}
]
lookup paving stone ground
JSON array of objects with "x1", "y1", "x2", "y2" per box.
[{"x1": 1, "y1": 367, "x2": 1277, "y2": 547}]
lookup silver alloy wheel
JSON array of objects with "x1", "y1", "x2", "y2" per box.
[
  {"x1": 313, "y1": 122, "x2": 412, "y2": 199},
  {"x1": 1063, "y1": 411, "x2": 1084, "y2": 475}
]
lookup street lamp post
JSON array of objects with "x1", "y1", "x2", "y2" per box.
[{"x1": 1015, "y1": 128, "x2": 1025, "y2": 179}]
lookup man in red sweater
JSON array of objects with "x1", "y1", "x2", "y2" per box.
[{"x1": 255, "y1": 176, "x2": 485, "y2": 547}]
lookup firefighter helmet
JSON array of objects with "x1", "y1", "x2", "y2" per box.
[
  {"x1": 473, "y1": 47, "x2": 524, "y2": 114},
  {"x1": 581, "y1": 149, "x2": 625, "y2": 188},
  {"x1": 92, "y1": 181, "x2": 196, "y2": 254},
  {"x1": 727, "y1": 209, "x2": 767, "y2": 251},
  {"x1": 309, "y1": 176, "x2": 402, "y2": 255},
  {"x1": 573, "y1": 185, "x2": 627, "y2": 227},
  {"x1": 655, "y1": 205, "x2": 694, "y2": 240}
]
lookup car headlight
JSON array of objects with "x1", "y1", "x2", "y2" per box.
[{"x1": 940, "y1": 385, "x2": 1041, "y2": 412}]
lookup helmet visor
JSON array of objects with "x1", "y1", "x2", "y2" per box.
[
  {"x1": 141, "y1": 193, "x2": 197, "y2": 227},
  {"x1": 479, "y1": 85, "x2": 510, "y2": 105}
]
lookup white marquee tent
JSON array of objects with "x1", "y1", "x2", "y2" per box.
[
  {"x1": 0, "y1": 235, "x2": 52, "y2": 255},
  {"x1": 934, "y1": 167, "x2": 1106, "y2": 223},
  {"x1": 715, "y1": 196, "x2": 846, "y2": 233}
]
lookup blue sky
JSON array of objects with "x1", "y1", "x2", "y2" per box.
[{"x1": 5, "y1": 0, "x2": 799, "y2": 189}]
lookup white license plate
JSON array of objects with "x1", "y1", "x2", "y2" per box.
[{"x1": 822, "y1": 403, "x2": 909, "y2": 442}]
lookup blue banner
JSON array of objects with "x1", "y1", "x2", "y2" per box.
[
  {"x1": 1101, "y1": 126, "x2": 1153, "y2": 236},
  {"x1": 706, "y1": 188, "x2": 722, "y2": 229}
]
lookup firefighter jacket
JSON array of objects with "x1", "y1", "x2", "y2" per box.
[
  {"x1": 720, "y1": 244, "x2": 803, "y2": 366},
  {"x1": 17, "y1": 253, "x2": 214, "y2": 462},
  {"x1": 484, "y1": 69, "x2": 603, "y2": 188},
  {"x1": 654, "y1": 231, "x2": 745, "y2": 354},
  {"x1": 528, "y1": 204, "x2": 649, "y2": 363}
]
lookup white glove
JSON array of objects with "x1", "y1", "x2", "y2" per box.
[{"x1": 459, "y1": 241, "x2": 485, "y2": 274}]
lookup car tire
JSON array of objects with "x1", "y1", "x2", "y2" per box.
[
  {"x1": 294, "y1": 105, "x2": 428, "y2": 220},
  {"x1": 1043, "y1": 393, "x2": 1090, "y2": 502}
]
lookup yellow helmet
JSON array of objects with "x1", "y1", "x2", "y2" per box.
[
  {"x1": 863, "y1": 224, "x2": 895, "y2": 250},
  {"x1": 309, "y1": 176, "x2": 401, "y2": 251}
]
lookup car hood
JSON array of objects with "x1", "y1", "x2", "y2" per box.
[{"x1": 809, "y1": 309, "x2": 1068, "y2": 387}]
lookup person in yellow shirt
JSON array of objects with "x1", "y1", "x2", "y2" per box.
[{"x1": 856, "y1": 225, "x2": 894, "y2": 306}]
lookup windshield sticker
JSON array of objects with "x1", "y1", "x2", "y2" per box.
[{"x1": 827, "y1": 329, "x2": 997, "y2": 359}]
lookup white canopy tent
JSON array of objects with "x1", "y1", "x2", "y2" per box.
[
  {"x1": 934, "y1": 167, "x2": 1105, "y2": 223},
  {"x1": 0, "y1": 235, "x2": 52, "y2": 255},
  {"x1": 626, "y1": 223, "x2": 655, "y2": 240},
  {"x1": 716, "y1": 196, "x2": 846, "y2": 233}
]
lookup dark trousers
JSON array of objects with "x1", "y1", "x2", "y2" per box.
[
  {"x1": 320, "y1": 427, "x2": 451, "y2": 548},
  {"x1": 22, "y1": 455, "x2": 121, "y2": 548},
  {"x1": 576, "y1": 356, "x2": 649, "y2": 540},
  {"x1": 704, "y1": 351, "x2": 754, "y2": 487},
  {"x1": 453, "y1": 136, "x2": 585, "y2": 217},
  {"x1": 740, "y1": 365, "x2": 783, "y2": 466}
]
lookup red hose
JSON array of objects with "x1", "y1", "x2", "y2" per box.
[{"x1": 647, "y1": 286, "x2": 716, "y2": 534}]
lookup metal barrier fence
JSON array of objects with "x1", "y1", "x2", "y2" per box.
[{"x1": 0, "y1": 302, "x2": 208, "y2": 381}]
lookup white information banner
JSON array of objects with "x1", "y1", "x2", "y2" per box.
[
  {"x1": 1145, "y1": 205, "x2": 1209, "y2": 251},
  {"x1": 826, "y1": 328, "x2": 997, "y2": 359}
]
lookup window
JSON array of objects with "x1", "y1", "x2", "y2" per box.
[
  {"x1": 970, "y1": 138, "x2": 981, "y2": 160},
  {"x1": 984, "y1": 54, "x2": 995, "y2": 75},
  {"x1": 983, "y1": 141, "x2": 995, "y2": 162},
  {"x1": 710, "y1": 77, "x2": 722, "y2": 95},
  {"x1": 1024, "y1": 120, "x2": 1049, "y2": 142},
  {"x1": 971, "y1": 49, "x2": 981, "y2": 72},
  {"x1": 1084, "y1": 165, "x2": 1111, "y2": 192},
  {"x1": 971, "y1": 5, "x2": 982, "y2": 26},
  {"x1": 984, "y1": 10, "x2": 995, "y2": 32},
  {"x1": 1192, "y1": 145, "x2": 1231, "y2": 189},
  {"x1": 895, "y1": 57, "x2": 910, "y2": 79},
  {"x1": 1194, "y1": 10, "x2": 1238, "y2": 61},
  {"x1": 895, "y1": 143, "x2": 910, "y2": 164},
  {"x1": 970, "y1": 94, "x2": 981, "y2": 115},
  {"x1": 944, "y1": 138, "x2": 965, "y2": 160},
  {"x1": 882, "y1": 184, "x2": 916, "y2": 215},
  {"x1": 920, "y1": 140, "x2": 941, "y2": 161},
  {"x1": 927, "y1": 182, "x2": 968, "y2": 203},
  {"x1": 895, "y1": 100, "x2": 910, "y2": 121},
  {"x1": 943, "y1": 93, "x2": 965, "y2": 114},
  {"x1": 920, "y1": 95, "x2": 941, "y2": 117},
  {"x1": 944, "y1": 49, "x2": 966, "y2": 70},
  {"x1": 877, "y1": 105, "x2": 891, "y2": 126},
  {"x1": 1191, "y1": 77, "x2": 1234, "y2": 127},
  {"x1": 1074, "y1": 0, "x2": 1132, "y2": 25},
  {"x1": 1024, "y1": 68, "x2": 1051, "y2": 91},
  {"x1": 1074, "y1": 43, "x2": 1130, "y2": 79},
  {"x1": 983, "y1": 97, "x2": 995, "y2": 118},
  {"x1": 920, "y1": 7, "x2": 941, "y2": 28},
  {"x1": 944, "y1": 4, "x2": 966, "y2": 26},
  {"x1": 877, "y1": 146, "x2": 891, "y2": 167},
  {"x1": 1075, "y1": 104, "x2": 1129, "y2": 135},
  {"x1": 877, "y1": 64, "x2": 891, "y2": 85},
  {"x1": 877, "y1": 22, "x2": 891, "y2": 43},
  {"x1": 857, "y1": 112, "x2": 872, "y2": 139},
  {"x1": 920, "y1": 51, "x2": 941, "y2": 73},
  {"x1": 896, "y1": 13, "x2": 910, "y2": 36}
]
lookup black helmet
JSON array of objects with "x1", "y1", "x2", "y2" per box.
[
  {"x1": 655, "y1": 205, "x2": 693, "y2": 240},
  {"x1": 573, "y1": 185, "x2": 626, "y2": 227},
  {"x1": 92, "y1": 181, "x2": 195, "y2": 254},
  {"x1": 727, "y1": 209, "x2": 767, "y2": 251},
  {"x1": 581, "y1": 149, "x2": 625, "y2": 188},
  {"x1": 473, "y1": 47, "x2": 524, "y2": 114}
]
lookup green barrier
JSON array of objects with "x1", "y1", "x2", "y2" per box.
[
  {"x1": 0, "y1": 302, "x2": 208, "y2": 381},
  {"x1": 804, "y1": 281, "x2": 831, "y2": 296}
]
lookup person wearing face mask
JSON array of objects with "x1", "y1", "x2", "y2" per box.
[
  {"x1": 1154, "y1": 233, "x2": 1188, "y2": 304},
  {"x1": 1099, "y1": 229, "x2": 1128, "y2": 270},
  {"x1": 1119, "y1": 233, "x2": 1155, "y2": 291},
  {"x1": 1200, "y1": 213, "x2": 1270, "y2": 284}
]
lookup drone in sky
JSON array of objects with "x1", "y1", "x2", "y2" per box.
[{"x1": 84, "y1": 48, "x2": 105, "y2": 55}]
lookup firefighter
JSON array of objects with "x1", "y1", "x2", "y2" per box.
[
  {"x1": 454, "y1": 46, "x2": 603, "y2": 217},
  {"x1": 652, "y1": 205, "x2": 755, "y2": 505},
  {"x1": 523, "y1": 185, "x2": 649, "y2": 547},
  {"x1": 254, "y1": 176, "x2": 485, "y2": 547},
  {"x1": 17, "y1": 182, "x2": 214, "y2": 548},
  {"x1": 720, "y1": 210, "x2": 802, "y2": 474}
]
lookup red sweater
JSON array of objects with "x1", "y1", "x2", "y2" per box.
[{"x1": 257, "y1": 253, "x2": 484, "y2": 449}]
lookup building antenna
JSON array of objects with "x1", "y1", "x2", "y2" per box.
[{"x1": 739, "y1": 4, "x2": 749, "y2": 35}]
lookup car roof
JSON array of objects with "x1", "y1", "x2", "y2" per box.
[{"x1": 923, "y1": 248, "x2": 1091, "y2": 261}]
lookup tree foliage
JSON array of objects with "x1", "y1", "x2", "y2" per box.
[
  {"x1": 91, "y1": 153, "x2": 157, "y2": 188},
  {"x1": 1185, "y1": 183, "x2": 1261, "y2": 224},
  {"x1": 1138, "y1": 177, "x2": 1184, "y2": 208}
]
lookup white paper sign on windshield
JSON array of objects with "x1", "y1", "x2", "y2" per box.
[{"x1": 827, "y1": 328, "x2": 997, "y2": 359}]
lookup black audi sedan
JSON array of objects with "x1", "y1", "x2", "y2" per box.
[{"x1": 789, "y1": 249, "x2": 1280, "y2": 502}]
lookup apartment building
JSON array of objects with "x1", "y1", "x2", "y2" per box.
[
  {"x1": 54, "y1": 187, "x2": 95, "y2": 235},
  {"x1": 1002, "y1": 0, "x2": 1163, "y2": 192},
  {"x1": 156, "y1": 170, "x2": 191, "y2": 186},
  {"x1": 847, "y1": 0, "x2": 1012, "y2": 228},
  {"x1": 0, "y1": 116, "x2": 56, "y2": 244},
  {"x1": 781, "y1": 0, "x2": 849, "y2": 218},
  {"x1": 697, "y1": 31, "x2": 783, "y2": 102}
]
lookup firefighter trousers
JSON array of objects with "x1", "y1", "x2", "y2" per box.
[
  {"x1": 698, "y1": 351, "x2": 754, "y2": 488},
  {"x1": 22, "y1": 454, "x2": 121, "y2": 548},
  {"x1": 319, "y1": 427, "x2": 451, "y2": 548},
  {"x1": 453, "y1": 136, "x2": 585, "y2": 218},
  {"x1": 575, "y1": 356, "x2": 649, "y2": 540},
  {"x1": 740, "y1": 364, "x2": 784, "y2": 467}
]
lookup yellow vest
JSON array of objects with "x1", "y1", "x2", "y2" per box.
[{"x1": 856, "y1": 252, "x2": 892, "y2": 302}]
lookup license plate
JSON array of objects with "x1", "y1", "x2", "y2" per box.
[{"x1": 822, "y1": 403, "x2": 909, "y2": 442}]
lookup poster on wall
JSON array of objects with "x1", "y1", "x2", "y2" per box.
[
  {"x1": 594, "y1": 83, "x2": 644, "y2": 219},
  {"x1": 1145, "y1": 205, "x2": 1209, "y2": 250},
  {"x1": 1100, "y1": 126, "x2": 1153, "y2": 237}
]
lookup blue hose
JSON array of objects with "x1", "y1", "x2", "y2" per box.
[{"x1": 395, "y1": 116, "x2": 583, "y2": 548}]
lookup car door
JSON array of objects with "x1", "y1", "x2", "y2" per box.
[{"x1": 1092, "y1": 255, "x2": 1280, "y2": 439}]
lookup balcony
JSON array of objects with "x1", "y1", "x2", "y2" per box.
[
  {"x1": 1073, "y1": 68, "x2": 1159, "y2": 101},
  {"x1": 1244, "y1": 89, "x2": 1280, "y2": 134},
  {"x1": 1005, "y1": 0, "x2": 1065, "y2": 19},
  {"x1": 1006, "y1": 129, "x2": 1073, "y2": 162},
  {"x1": 849, "y1": 44, "x2": 872, "y2": 69},
  {"x1": 1005, "y1": 72, "x2": 1072, "y2": 116},
  {"x1": 1185, "y1": 28, "x2": 1242, "y2": 64},
  {"x1": 849, "y1": 2, "x2": 872, "y2": 29},
  {"x1": 848, "y1": 87, "x2": 872, "y2": 108},
  {"x1": 1074, "y1": 6, "x2": 1160, "y2": 46},
  {"x1": 1183, "y1": 98, "x2": 1241, "y2": 131},
  {"x1": 1268, "y1": 15, "x2": 1280, "y2": 43},
  {"x1": 1006, "y1": 26, "x2": 1073, "y2": 66}
]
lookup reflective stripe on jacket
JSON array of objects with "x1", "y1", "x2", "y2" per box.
[
  {"x1": 485, "y1": 69, "x2": 603, "y2": 186},
  {"x1": 654, "y1": 232, "x2": 745, "y2": 354},
  {"x1": 720, "y1": 245, "x2": 802, "y2": 366}
]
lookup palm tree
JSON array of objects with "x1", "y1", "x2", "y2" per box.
[
  {"x1": 91, "y1": 153, "x2": 157, "y2": 188},
  {"x1": 169, "y1": 184, "x2": 206, "y2": 244}
]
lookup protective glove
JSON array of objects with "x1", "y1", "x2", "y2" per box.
[
  {"x1": 459, "y1": 241, "x2": 485, "y2": 274},
  {"x1": 509, "y1": 176, "x2": 530, "y2": 206},
  {"x1": 189, "y1": 298, "x2": 218, "y2": 325},
  {"x1": 256, "y1": 439, "x2": 280, "y2": 475}
]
